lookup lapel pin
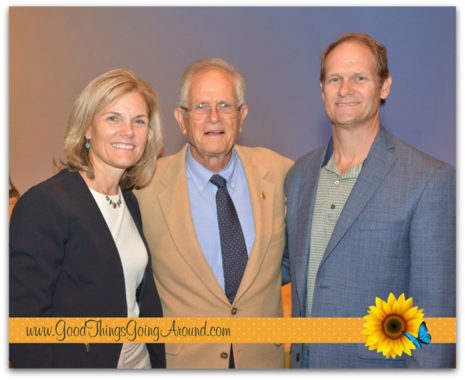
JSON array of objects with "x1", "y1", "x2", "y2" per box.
[{"x1": 260, "y1": 191, "x2": 266, "y2": 200}]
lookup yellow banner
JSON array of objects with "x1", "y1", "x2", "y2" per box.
[{"x1": 9, "y1": 317, "x2": 455, "y2": 344}]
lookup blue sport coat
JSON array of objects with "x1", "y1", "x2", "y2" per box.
[{"x1": 282, "y1": 127, "x2": 455, "y2": 368}]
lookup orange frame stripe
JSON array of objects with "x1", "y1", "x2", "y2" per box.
[{"x1": 9, "y1": 317, "x2": 455, "y2": 344}]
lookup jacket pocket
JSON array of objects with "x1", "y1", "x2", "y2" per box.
[
  {"x1": 165, "y1": 343, "x2": 183, "y2": 356},
  {"x1": 357, "y1": 344, "x2": 405, "y2": 362}
]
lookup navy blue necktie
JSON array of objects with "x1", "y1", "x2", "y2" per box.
[{"x1": 210, "y1": 174, "x2": 248, "y2": 304}]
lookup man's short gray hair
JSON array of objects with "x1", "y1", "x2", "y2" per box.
[{"x1": 176, "y1": 57, "x2": 246, "y2": 107}]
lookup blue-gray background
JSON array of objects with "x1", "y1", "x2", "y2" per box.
[{"x1": 9, "y1": 7, "x2": 456, "y2": 193}]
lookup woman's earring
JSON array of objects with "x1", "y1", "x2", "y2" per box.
[{"x1": 85, "y1": 139, "x2": 91, "y2": 150}]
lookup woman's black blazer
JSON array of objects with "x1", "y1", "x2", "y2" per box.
[{"x1": 10, "y1": 169, "x2": 165, "y2": 368}]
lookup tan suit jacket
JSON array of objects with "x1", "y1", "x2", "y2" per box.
[{"x1": 136, "y1": 144, "x2": 293, "y2": 368}]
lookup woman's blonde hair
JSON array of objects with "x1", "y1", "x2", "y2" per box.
[{"x1": 64, "y1": 68, "x2": 163, "y2": 190}]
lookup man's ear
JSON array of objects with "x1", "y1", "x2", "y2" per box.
[
  {"x1": 380, "y1": 76, "x2": 392, "y2": 101},
  {"x1": 174, "y1": 107, "x2": 188, "y2": 135},
  {"x1": 320, "y1": 81, "x2": 325, "y2": 103},
  {"x1": 238, "y1": 104, "x2": 249, "y2": 132}
]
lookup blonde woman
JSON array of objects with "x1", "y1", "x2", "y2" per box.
[{"x1": 10, "y1": 69, "x2": 165, "y2": 368}]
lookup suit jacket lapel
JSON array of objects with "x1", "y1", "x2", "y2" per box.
[
  {"x1": 322, "y1": 127, "x2": 397, "y2": 263},
  {"x1": 231, "y1": 145, "x2": 275, "y2": 302},
  {"x1": 293, "y1": 147, "x2": 327, "y2": 311},
  {"x1": 157, "y1": 145, "x2": 228, "y2": 303},
  {"x1": 69, "y1": 171, "x2": 127, "y2": 307},
  {"x1": 72, "y1": 171, "x2": 124, "y2": 261}
]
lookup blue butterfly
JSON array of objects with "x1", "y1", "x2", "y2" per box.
[{"x1": 403, "y1": 321, "x2": 432, "y2": 349}]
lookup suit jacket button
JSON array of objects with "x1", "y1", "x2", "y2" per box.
[
  {"x1": 221, "y1": 352, "x2": 229, "y2": 359},
  {"x1": 296, "y1": 353, "x2": 300, "y2": 362},
  {"x1": 231, "y1": 307, "x2": 238, "y2": 315}
]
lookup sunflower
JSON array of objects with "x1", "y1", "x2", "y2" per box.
[{"x1": 362, "y1": 293, "x2": 424, "y2": 359}]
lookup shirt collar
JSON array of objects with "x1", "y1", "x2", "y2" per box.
[
  {"x1": 186, "y1": 145, "x2": 238, "y2": 192},
  {"x1": 324, "y1": 154, "x2": 363, "y2": 179}
]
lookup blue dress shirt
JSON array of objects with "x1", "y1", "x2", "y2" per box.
[{"x1": 186, "y1": 146, "x2": 255, "y2": 291}]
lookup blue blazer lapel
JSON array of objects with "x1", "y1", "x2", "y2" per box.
[
  {"x1": 293, "y1": 146, "x2": 328, "y2": 311},
  {"x1": 322, "y1": 127, "x2": 397, "y2": 263}
]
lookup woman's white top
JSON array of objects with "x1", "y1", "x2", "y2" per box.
[{"x1": 89, "y1": 188, "x2": 151, "y2": 369}]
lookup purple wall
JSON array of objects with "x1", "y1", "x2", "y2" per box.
[{"x1": 10, "y1": 7, "x2": 455, "y2": 193}]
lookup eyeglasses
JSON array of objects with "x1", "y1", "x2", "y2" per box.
[{"x1": 180, "y1": 102, "x2": 243, "y2": 119}]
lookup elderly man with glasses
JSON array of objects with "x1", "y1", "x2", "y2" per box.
[{"x1": 136, "y1": 58, "x2": 293, "y2": 369}]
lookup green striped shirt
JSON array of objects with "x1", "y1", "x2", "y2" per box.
[{"x1": 306, "y1": 154, "x2": 363, "y2": 316}]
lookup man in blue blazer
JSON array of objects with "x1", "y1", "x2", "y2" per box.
[{"x1": 282, "y1": 33, "x2": 455, "y2": 368}]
